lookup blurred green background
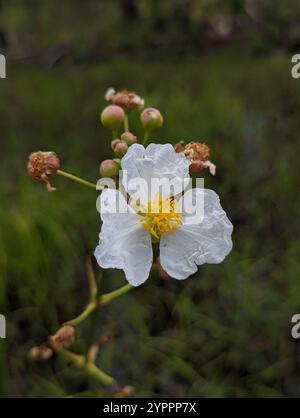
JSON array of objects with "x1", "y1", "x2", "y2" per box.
[{"x1": 1, "y1": 0, "x2": 300, "y2": 398}]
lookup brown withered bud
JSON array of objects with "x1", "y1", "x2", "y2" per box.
[
  {"x1": 174, "y1": 141, "x2": 216, "y2": 175},
  {"x1": 114, "y1": 385, "x2": 135, "y2": 399},
  {"x1": 50, "y1": 325, "x2": 75, "y2": 349},
  {"x1": 184, "y1": 141, "x2": 210, "y2": 162},
  {"x1": 105, "y1": 87, "x2": 144, "y2": 112},
  {"x1": 28, "y1": 345, "x2": 53, "y2": 362},
  {"x1": 100, "y1": 335, "x2": 113, "y2": 345},
  {"x1": 27, "y1": 151, "x2": 60, "y2": 192}
]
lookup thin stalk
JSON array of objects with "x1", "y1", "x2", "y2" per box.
[
  {"x1": 143, "y1": 130, "x2": 150, "y2": 146},
  {"x1": 54, "y1": 347, "x2": 116, "y2": 388},
  {"x1": 86, "y1": 256, "x2": 98, "y2": 299},
  {"x1": 64, "y1": 284, "x2": 134, "y2": 327},
  {"x1": 65, "y1": 301, "x2": 97, "y2": 327},
  {"x1": 99, "y1": 283, "x2": 133, "y2": 305},
  {"x1": 124, "y1": 114, "x2": 129, "y2": 131},
  {"x1": 112, "y1": 129, "x2": 118, "y2": 140},
  {"x1": 57, "y1": 169, "x2": 96, "y2": 189},
  {"x1": 84, "y1": 258, "x2": 101, "y2": 364}
]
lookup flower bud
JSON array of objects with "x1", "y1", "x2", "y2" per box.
[
  {"x1": 99, "y1": 159, "x2": 120, "y2": 178},
  {"x1": 114, "y1": 140, "x2": 128, "y2": 158},
  {"x1": 28, "y1": 345, "x2": 53, "y2": 362},
  {"x1": 27, "y1": 151, "x2": 60, "y2": 192},
  {"x1": 105, "y1": 88, "x2": 144, "y2": 112},
  {"x1": 111, "y1": 138, "x2": 121, "y2": 151},
  {"x1": 140, "y1": 108, "x2": 163, "y2": 130},
  {"x1": 50, "y1": 325, "x2": 75, "y2": 349},
  {"x1": 121, "y1": 131, "x2": 137, "y2": 146},
  {"x1": 100, "y1": 105, "x2": 125, "y2": 130}
]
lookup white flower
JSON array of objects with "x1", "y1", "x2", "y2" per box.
[{"x1": 95, "y1": 144, "x2": 233, "y2": 286}]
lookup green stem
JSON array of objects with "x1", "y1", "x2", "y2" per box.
[
  {"x1": 143, "y1": 130, "x2": 150, "y2": 146},
  {"x1": 54, "y1": 347, "x2": 116, "y2": 388},
  {"x1": 85, "y1": 258, "x2": 102, "y2": 362},
  {"x1": 99, "y1": 283, "x2": 133, "y2": 305},
  {"x1": 65, "y1": 283, "x2": 134, "y2": 327},
  {"x1": 112, "y1": 129, "x2": 118, "y2": 139},
  {"x1": 86, "y1": 257, "x2": 98, "y2": 299},
  {"x1": 124, "y1": 114, "x2": 129, "y2": 132},
  {"x1": 57, "y1": 170, "x2": 96, "y2": 190},
  {"x1": 65, "y1": 301, "x2": 97, "y2": 327}
]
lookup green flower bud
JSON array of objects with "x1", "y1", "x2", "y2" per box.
[
  {"x1": 111, "y1": 138, "x2": 121, "y2": 151},
  {"x1": 99, "y1": 159, "x2": 120, "y2": 178},
  {"x1": 121, "y1": 131, "x2": 137, "y2": 146},
  {"x1": 114, "y1": 140, "x2": 128, "y2": 158},
  {"x1": 100, "y1": 105, "x2": 125, "y2": 130},
  {"x1": 140, "y1": 108, "x2": 163, "y2": 131}
]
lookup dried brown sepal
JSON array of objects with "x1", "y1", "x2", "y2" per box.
[
  {"x1": 174, "y1": 140, "x2": 185, "y2": 153},
  {"x1": 174, "y1": 141, "x2": 216, "y2": 175},
  {"x1": 184, "y1": 141, "x2": 210, "y2": 162}
]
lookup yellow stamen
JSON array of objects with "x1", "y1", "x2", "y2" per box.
[{"x1": 138, "y1": 196, "x2": 182, "y2": 239}]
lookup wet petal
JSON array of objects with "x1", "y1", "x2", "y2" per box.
[
  {"x1": 160, "y1": 188, "x2": 233, "y2": 280},
  {"x1": 95, "y1": 189, "x2": 153, "y2": 286},
  {"x1": 121, "y1": 143, "x2": 190, "y2": 205}
]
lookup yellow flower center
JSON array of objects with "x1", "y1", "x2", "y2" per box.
[{"x1": 139, "y1": 196, "x2": 182, "y2": 239}]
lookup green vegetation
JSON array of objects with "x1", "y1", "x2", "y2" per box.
[{"x1": 1, "y1": 0, "x2": 300, "y2": 398}]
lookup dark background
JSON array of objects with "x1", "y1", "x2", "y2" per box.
[{"x1": 1, "y1": 0, "x2": 300, "y2": 397}]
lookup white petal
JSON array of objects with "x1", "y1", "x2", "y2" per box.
[
  {"x1": 94, "y1": 189, "x2": 153, "y2": 286},
  {"x1": 121, "y1": 143, "x2": 190, "y2": 205},
  {"x1": 160, "y1": 188, "x2": 233, "y2": 280},
  {"x1": 105, "y1": 87, "x2": 115, "y2": 101}
]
